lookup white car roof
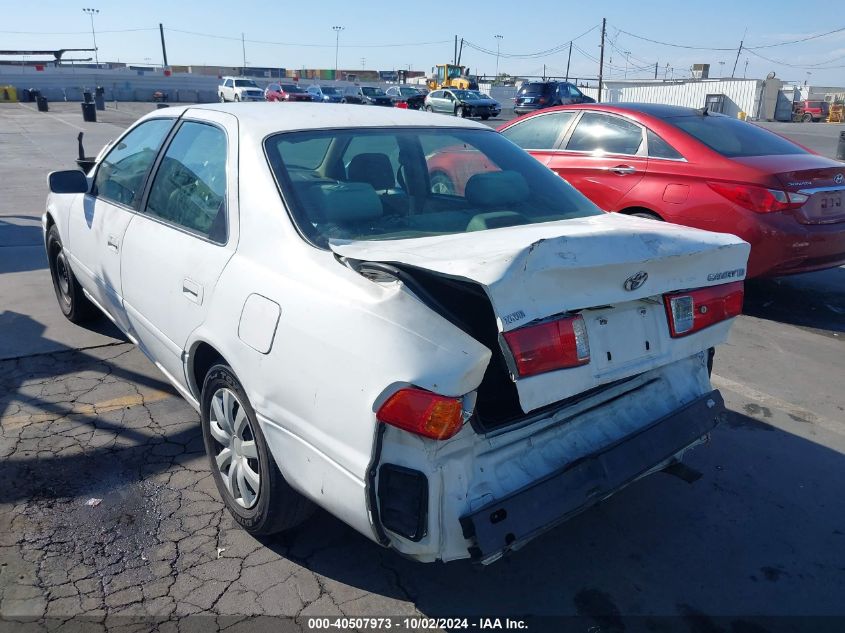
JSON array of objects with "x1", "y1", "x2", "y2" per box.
[{"x1": 144, "y1": 103, "x2": 489, "y2": 136}]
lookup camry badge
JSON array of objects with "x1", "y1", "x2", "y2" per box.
[
  {"x1": 624, "y1": 271, "x2": 648, "y2": 291},
  {"x1": 835, "y1": 173, "x2": 844, "y2": 185}
]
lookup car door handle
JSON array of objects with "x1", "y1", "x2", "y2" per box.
[
  {"x1": 107, "y1": 235, "x2": 120, "y2": 252},
  {"x1": 182, "y1": 278, "x2": 203, "y2": 305},
  {"x1": 609, "y1": 165, "x2": 637, "y2": 175}
]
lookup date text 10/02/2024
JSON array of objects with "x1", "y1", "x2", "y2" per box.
[{"x1": 307, "y1": 617, "x2": 529, "y2": 630}]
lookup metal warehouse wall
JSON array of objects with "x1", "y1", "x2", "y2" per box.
[{"x1": 581, "y1": 79, "x2": 764, "y2": 118}]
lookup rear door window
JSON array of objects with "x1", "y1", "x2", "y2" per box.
[
  {"x1": 670, "y1": 115, "x2": 807, "y2": 157},
  {"x1": 501, "y1": 112, "x2": 576, "y2": 150},
  {"x1": 646, "y1": 129, "x2": 684, "y2": 160},
  {"x1": 93, "y1": 118, "x2": 174, "y2": 208},
  {"x1": 566, "y1": 112, "x2": 644, "y2": 155},
  {"x1": 144, "y1": 121, "x2": 228, "y2": 242}
]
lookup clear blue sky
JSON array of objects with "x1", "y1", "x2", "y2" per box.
[{"x1": 3, "y1": 0, "x2": 844, "y2": 84}]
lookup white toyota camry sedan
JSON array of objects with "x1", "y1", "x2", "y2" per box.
[{"x1": 45, "y1": 103, "x2": 749, "y2": 563}]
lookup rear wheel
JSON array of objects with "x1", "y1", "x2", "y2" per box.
[
  {"x1": 430, "y1": 171, "x2": 456, "y2": 195},
  {"x1": 629, "y1": 210, "x2": 663, "y2": 221},
  {"x1": 47, "y1": 225, "x2": 98, "y2": 323},
  {"x1": 201, "y1": 364, "x2": 314, "y2": 535},
  {"x1": 219, "y1": 93, "x2": 226, "y2": 103},
  {"x1": 802, "y1": 113, "x2": 813, "y2": 122},
  {"x1": 425, "y1": 105, "x2": 433, "y2": 112},
  {"x1": 234, "y1": 94, "x2": 240, "y2": 102},
  {"x1": 481, "y1": 115, "x2": 490, "y2": 120}
]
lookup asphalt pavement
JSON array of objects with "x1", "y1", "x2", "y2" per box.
[{"x1": 1, "y1": 102, "x2": 844, "y2": 632}]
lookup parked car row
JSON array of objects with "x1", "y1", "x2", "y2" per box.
[{"x1": 217, "y1": 76, "x2": 502, "y2": 119}]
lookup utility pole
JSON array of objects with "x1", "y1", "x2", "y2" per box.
[
  {"x1": 457, "y1": 38, "x2": 464, "y2": 66},
  {"x1": 82, "y1": 8, "x2": 99, "y2": 67},
  {"x1": 565, "y1": 41, "x2": 572, "y2": 82},
  {"x1": 159, "y1": 23, "x2": 168, "y2": 67},
  {"x1": 332, "y1": 26, "x2": 344, "y2": 78},
  {"x1": 454, "y1": 35, "x2": 458, "y2": 65},
  {"x1": 623, "y1": 50, "x2": 631, "y2": 79},
  {"x1": 597, "y1": 18, "x2": 606, "y2": 103},
  {"x1": 241, "y1": 33, "x2": 246, "y2": 72},
  {"x1": 494, "y1": 34, "x2": 503, "y2": 81},
  {"x1": 654, "y1": 62, "x2": 658, "y2": 79},
  {"x1": 731, "y1": 28, "x2": 747, "y2": 78}
]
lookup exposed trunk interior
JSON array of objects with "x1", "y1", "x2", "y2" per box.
[{"x1": 349, "y1": 260, "x2": 524, "y2": 430}]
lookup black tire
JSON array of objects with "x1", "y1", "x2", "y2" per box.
[
  {"x1": 340, "y1": 98, "x2": 347, "y2": 104},
  {"x1": 234, "y1": 94, "x2": 240, "y2": 102},
  {"x1": 425, "y1": 105, "x2": 433, "y2": 112},
  {"x1": 455, "y1": 106, "x2": 468, "y2": 118},
  {"x1": 481, "y1": 115, "x2": 490, "y2": 121},
  {"x1": 430, "y1": 171, "x2": 456, "y2": 195},
  {"x1": 201, "y1": 364, "x2": 314, "y2": 535},
  {"x1": 46, "y1": 224, "x2": 98, "y2": 323},
  {"x1": 219, "y1": 93, "x2": 226, "y2": 103},
  {"x1": 802, "y1": 113, "x2": 812, "y2": 123},
  {"x1": 629, "y1": 210, "x2": 663, "y2": 221}
]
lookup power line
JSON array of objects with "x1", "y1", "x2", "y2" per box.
[
  {"x1": 462, "y1": 24, "x2": 598, "y2": 59},
  {"x1": 0, "y1": 27, "x2": 156, "y2": 35},
  {"x1": 613, "y1": 24, "x2": 845, "y2": 51},
  {"x1": 745, "y1": 48, "x2": 845, "y2": 70},
  {"x1": 165, "y1": 28, "x2": 451, "y2": 49}
]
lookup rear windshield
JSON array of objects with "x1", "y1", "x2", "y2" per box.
[
  {"x1": 519, "y1": 83, "x2": 552, "y2": 95},
  {"x1": 264, "y1": 128, "x2": 600, "y2": 247},
  {"x1": 321, "y1": 87, "x2": 340, "y2": 95},
  {"x1": 670, "y1": 115, "x2": 807, "y2": 158}
]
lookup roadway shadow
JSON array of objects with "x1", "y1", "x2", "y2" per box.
[
  {"x1": 744, "y1": 267, "x2": 845, "y2": 333},
  {"x1": 262, "y1": 408, "x2": 845, "y2": 626}
]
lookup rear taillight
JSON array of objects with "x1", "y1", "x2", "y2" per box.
[
  {"x1": 707, "y1": 182, "x2": 808, "y2": 213},
  {"x1": 537, "y1": 97, "x2": 547, "y2": 104},
  {"x1": 377, "y1": 388, "x2": 464, "y2": 440},
  {"x1": 503, "y1": 314, "x2": 590, "y2": 377},
  {"x1": 395, "y1": 101, "x2": 408, "y2": 109},
  {"x1": 663, "y1": 281, "x2": 744, "y2": 337}
]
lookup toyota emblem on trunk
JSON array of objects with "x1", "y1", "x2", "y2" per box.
[
  {"x1": 835, "y1": 173, "x2": 844, "y2": 185},
  {"x1": 624, "y1": 271, "x2": 648, "y2": 291}
]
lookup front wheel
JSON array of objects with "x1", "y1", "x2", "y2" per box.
[
  {"x1": 219, "y1": 93, "x2": 226, "y2": 103},
  {"x1": 425, "y1": 105, "x2": 433, "y2": 112},
  {"x1": 201, "y1": 364, "x2": 314, "y2": 535},
  {"x1": 481, "y1": 115, "x2": 490, "y2": 121},
  {"x1": 47, "y1": 225, "x2": 98, "y2": 323},
  {"x1": 802, "y1": 113, "x2": 813, "y2": 122}
]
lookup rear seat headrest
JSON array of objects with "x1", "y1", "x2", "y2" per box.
[
  {"x1": 304, "y1": 182, "x2": 382, "y2": 223},
  {"x1": 464, "y1": 170, "x2": 530, "y2": 207}
]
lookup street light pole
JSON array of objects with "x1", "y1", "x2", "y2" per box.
[
  {"x1": 494, "y1": 34, "x2": 503, "y2": 82},
  {"x1": 332, "y1": 26, "x2": 344, "y2": 79},
  {"x1": 82, "y1": 8, "x2": 99, "y2": 67}
]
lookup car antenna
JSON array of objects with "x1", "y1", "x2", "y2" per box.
[{"x1": 698, "y1": 105, "x2": 709, "y2": 116}]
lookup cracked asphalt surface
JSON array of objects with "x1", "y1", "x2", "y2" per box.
[{"x1": 1, "y1": 102, "x2": 844, "y2": 633}]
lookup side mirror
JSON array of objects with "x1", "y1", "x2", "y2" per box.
[{"x1": 49, "y1": 169, "x2": 89, "y2": 194}]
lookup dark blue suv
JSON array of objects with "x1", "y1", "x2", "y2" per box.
[{"x1": 513, "y1": 81, "x2": 594, "y2": 116}]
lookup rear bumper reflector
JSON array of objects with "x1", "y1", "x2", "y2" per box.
[{"x1": 459, "y1": 390, "x2": 725, "y2": 564}]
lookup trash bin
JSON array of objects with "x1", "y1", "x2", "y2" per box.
[
  {"x1": 83, "y1": 91, "x2": 93, "y2": 103},
  {"x1": 20, "y1": 88, "x2": 31, "y2": 103},
  {"x1": 837, "y1": 131, "x2": 845, "y2": 161},
  {"x1": 36, "y1": 96, "x2": 49, "y2": 112},
  {"x1": 81, "y1": 102, "x2": 96, "y2": 122},
  {"x1": 30, "y1": 89, "x2": 41, "y2": 101},
  {"x1": 94, "y1": 86, "x2": 105, "y2": 111},
  {"x1": 155, "y1": 103, "x2": 169, "y2": 109}
]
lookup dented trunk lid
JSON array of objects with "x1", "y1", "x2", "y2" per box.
[{"x1": 331, "y1": 213, "x2": 750, "y2": 412}]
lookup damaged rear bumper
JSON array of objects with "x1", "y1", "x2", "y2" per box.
[{"x1": 459, "y1": 390, "x2": 725, "y2": 564}]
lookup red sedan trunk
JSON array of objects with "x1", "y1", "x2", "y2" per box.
[{"x1": 498, "y1": 104, "x2": 845, "y2": 277}]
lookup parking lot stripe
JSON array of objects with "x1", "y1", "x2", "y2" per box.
[
  {"x1": 1, "y1": 387, "x2": 174, "y2": 431},
  {"x1": 712, "y1": 373, "x2": 841, "y2": 434}
]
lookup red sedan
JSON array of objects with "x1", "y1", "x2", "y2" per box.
[
  {"x1": 264, "y1": 83, "x2": 313, "y2": 102},
  {"x1": 498, "y1": 103, "x2": 845, "y2": 278}
]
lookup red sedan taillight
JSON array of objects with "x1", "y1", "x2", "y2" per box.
[
  {"x1": 395, "y1": 101, "x2": 408, "y2": 109},
  {"x1": 503, "y1": 314, "x2": 590, "y2": 377},
  {"x1": 707, "y1": 182, "x2": 809, "y2": 213},
  {"x1": 377, "y1": 388, "x2": 464, "y2": 440},
  {"x1": 663, "y1": 281, "x2": 744, "y2": 337}
]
